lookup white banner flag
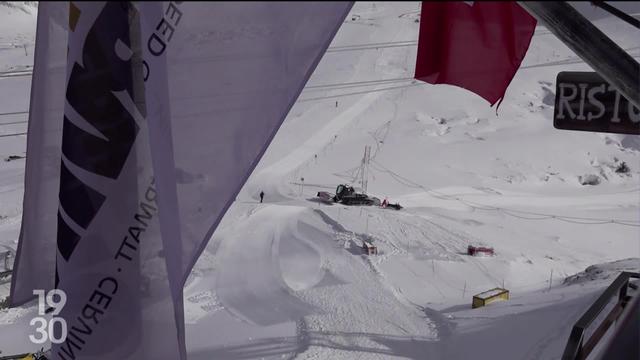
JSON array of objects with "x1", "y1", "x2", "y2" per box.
[{"x1": 11, "y1": 1, "x2": 352, "y2": 359}]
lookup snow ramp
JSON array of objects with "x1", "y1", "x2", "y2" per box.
[{"x1": 215, "y1": 205, "x2": 337, "y2": 326}]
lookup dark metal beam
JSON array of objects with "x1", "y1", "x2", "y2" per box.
[
  {"x1": 518, "y1": 2, "x2": 640, "y2": 109},
  {"x1": 561, "y1": 272, "x2": 639, "y2": 359},
  {"x1": 591, "y1": 1, "x2": 640, "y2": 30}
]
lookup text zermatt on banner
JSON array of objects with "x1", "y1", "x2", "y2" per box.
[{"x1": 10, "y1": 2, "x2": 353, "y2": 359}]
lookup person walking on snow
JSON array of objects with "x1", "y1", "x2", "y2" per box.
[{"x1": 259, "y1": 191, "x2": 264, "y2": 203}]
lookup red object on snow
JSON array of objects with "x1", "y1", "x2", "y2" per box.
[
  {"x1": 468, "y1": 245, "x2": 494, "y2": 256},
  {"x1": 414, "y1": 2, "x2": 537, "y2": 106},
  {"x1": 363, "y1": 241, "x2": 378, "y2": 255}
]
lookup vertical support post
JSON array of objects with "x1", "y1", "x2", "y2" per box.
[
  {"x1": 365, "y1": 215, "x2": 369, "y2": 234},
  {"x1": 549, "y1": 269, "x2": 554, "y2": 291},
  {"x1": 618, "y1": 279, "x2": 628, "y2": 302},
  {"x1": 577, "y1": 337, "x2": 584, "y2": 360},
  {"x1": 361, "y1": 145, "x2": 371, "y2": 194},
  {"x1": 463, "y1": 281, "x2": 467, "y2": 299}
]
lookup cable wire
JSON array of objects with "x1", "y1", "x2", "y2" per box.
[
  {"x1": 0, "y1": 120, "x2": 28, "y2": 126},
  {"x1": 298, "y1": 82, "x2": 423, "y2": 102},
  {"x1": 370, "y1": 159, "x2": 640, "y2": 227},
  {"x1": 0, "y1": 111, "x2": 29, "y2": 117},
  {"x1": 0, "y1": 132, "x2": 27, "y2": 138}
]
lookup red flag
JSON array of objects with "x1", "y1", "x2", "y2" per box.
[{"x1": 414, "y1": 2, "x2": 536, "y2": 106}]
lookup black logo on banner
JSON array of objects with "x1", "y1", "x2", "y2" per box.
[{"x1": 57, "y1": 3, "x2": 142, "y2": 268}]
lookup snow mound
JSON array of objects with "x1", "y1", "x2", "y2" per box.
[
  {"x1": 0, "y1": 305, "x2": 31, "y2": 325},
  {"x1": 0, "y1": 2, "x2": 37, "y2": 14},
  {"x1": 563, "y1": 258, "x2": 640, "y2": 286},
  {"x1": 578, "y1": 174, "x2": 600, "y2": 186}
]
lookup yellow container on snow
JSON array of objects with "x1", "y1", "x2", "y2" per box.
[{"x1": 472, "y1": 288, "x2": 509, "y2": 309}]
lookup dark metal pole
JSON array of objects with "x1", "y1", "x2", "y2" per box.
[
  {"x1": 591, "y1": 1, "x2": 640, "y2": 30},
  {"x1": 518, "y1": 2, "x2": 640, "y2": 109}
]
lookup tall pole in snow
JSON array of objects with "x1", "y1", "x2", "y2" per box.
[
  {"x1": 365, "y1": 215, "x2": 369, "y2": 234},
  {"x1": 548, "y1": 269, "x2": 553, "y2": 291},
  {"x1": 361, "y1": 145, "x2": 371, "y2": 194},
  {"x1": 462, "y1": 281, "x2": 467, "y2": 299}
]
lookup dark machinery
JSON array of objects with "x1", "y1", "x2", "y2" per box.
[
  {"x1": 384, "y1": 202, "x2": 403, "y2": 210},
  {"x1": 0, "y1": 348, "x2": 49, "y2": 360},
  {"x1": 332, "y1": 184, "x2": 380, "y2": 206},
  {"x1": 316, "y1": 184, "x2": 403, "y2": 209}
]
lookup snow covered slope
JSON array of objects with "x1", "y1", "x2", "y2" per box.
[
  {"x1": 0, "y1": 2, "x2": 36, "y2": 74},
  {"x1": 0, "y1": 2, "x2": 639, "y2": 359}
]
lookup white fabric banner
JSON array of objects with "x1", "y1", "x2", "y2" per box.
[{"x1": 11, "y1": 2, "x2": 352, "y2": 359}]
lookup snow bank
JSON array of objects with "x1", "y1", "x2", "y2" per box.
[{"x1": 564, "y1": 258, "x2": 640, "y2": 286}]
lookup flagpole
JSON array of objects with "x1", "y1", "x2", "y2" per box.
[{"x1": 518, "y1": 1, "x2": 640, "y2": 109}]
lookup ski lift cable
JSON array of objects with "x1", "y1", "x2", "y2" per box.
[
  {"x1": 303, "y1": 77, "x2": 414, "y2": 90},
  {"x1": 0, "y1": 42, "x2": 420, "y2": 81},
  {"x1": 371, "y1": 159, "x2": 639, "y2": 223},
  {"x1": 501, "y1": 210, "x2": 559, "y2": 220},
  {"x1": 0, "y1": 81, "x2": 415, "y2": 123},
  {"x1": 8, "y1": 51, "x2": 638, "y2": 105},
  {"x1": 0, "y1": 69, "x2": 33, "y2": 75},
  {"x1": 298, "y1": 82, "x2": 425, "y2": 102},
  {"x1": 0, "y1": 120, "x2": 28, "y2": 126},
  {"x1": 0, "y1": 132, "x2": 27, "y2": 138},
  {"x1": 455, "y1": 187, "x2": 638, "y2": 226},
  {"x1": 327, "y1": 40, "x2": 417, "y2": 50},
  {"x1": 332, "y1": 154, "x2": 640, "y2": 226},
  {"x1": 303, "y1": 82, "x2": 399, "y2": 94},
  {"x1": 436, "y1": 180, "x2": 639, "y2": 224},
  {"x1": 0, "y1": 72, "x2": 32, "y2": 79},
  {"x1": 325, "y1": 43, "x2": 418, "y2": 53},
  {"x1": 466, "y1": 198, "x2": 640, "y2": 223},
  {"x1": 0, "y1": 110, "x2": 29, "y2": 117},
  {"x1": 555, "y1": 217, "x2": 623, "y2": 225},
  {"x1": 0, "y1": 31, "x2": 636, "y2": 79},
  {"x1": 371, "y1": 159, "x2": 640, "y2": 226},
  {"x1": 10, "y1": 52, "x2": 631, "y2": 86},
  {"x1": 322, "y1": 23, "x2": 578, "y2": 53},
  {"x1": 615, "y1": 221, "x2": 640, "y2": 227}
]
